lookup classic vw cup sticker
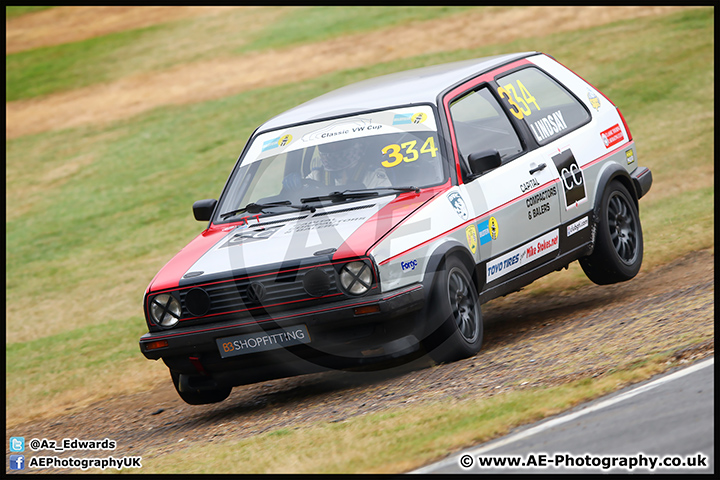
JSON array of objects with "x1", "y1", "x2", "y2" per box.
[
  {"x1": 552, "y1": 148, "x2": 586, "y2": 209},
  {"x1": 447, "y1": 191, "x2": 468, "y2": 220}
]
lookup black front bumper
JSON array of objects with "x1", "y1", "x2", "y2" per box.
[{"x1": 140, "y1": 283, "x2": 426, "y2": 385}]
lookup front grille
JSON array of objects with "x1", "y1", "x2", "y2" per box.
[{"x1": 177, "y1": 263, "x2": 343, "y2": 322}]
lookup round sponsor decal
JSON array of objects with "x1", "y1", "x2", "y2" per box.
[
  {"x1": 489, "y1": 216, "x2": 499, "y2": 240},
  {"x1": 278, "y1": 134, "x2": 293, "y2": 147},
  {"x1": 466, "y1": 224, "x2": 478, "y2": 254},
  {"x1": 412, "y1": 112, "x2": 427, "y2": 124}
]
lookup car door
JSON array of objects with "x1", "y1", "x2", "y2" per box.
[{"x1": 446, "y1": 83, "x2": 562, "y2": 287}]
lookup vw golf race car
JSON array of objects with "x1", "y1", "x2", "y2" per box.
[{"x1": 140, "y1": 52, "x2": 652, "y2": 405}]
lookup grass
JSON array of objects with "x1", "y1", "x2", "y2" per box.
[
  {"x1": 135, "y1": 352, "x2": 691, "y2": 473},
  {"x1": 5, "y1": 6, "x2": 54, "y2": 19},
  {"x1": 6, "y1": 6, "x2": 478, "y2": 102},
  {"x1": 5, "y1": 6, "x2": 714, "y2": 432}
]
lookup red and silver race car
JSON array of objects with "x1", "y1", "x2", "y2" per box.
[{"x1": 140, "y1": 52, "x2": 652, "y2": 404}]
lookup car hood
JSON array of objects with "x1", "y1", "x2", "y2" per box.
[{"x1": 148, "y1": 188, "x2": 443, "y2": 292}]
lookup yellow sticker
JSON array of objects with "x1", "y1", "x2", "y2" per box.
[
  {"x1": 626, "y1": 148, "x2": 635, "y2": 164},
  {"x1": 279, "y1": 134, "x2": 293, "y2": 147},
  {"x1": 411, "y1": 112, "x2": 427, "y2": 124},
  {"x1": 466, "y1": 224, "x2": 478, "y2": 255},
  {"x1": 588, "y1": 90, "x2": 601, "y2": 111},
  {"x1": 489, "y1": 216, "x2": 499, "y2": 240}
]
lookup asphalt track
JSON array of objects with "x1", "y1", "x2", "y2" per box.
[{"x1": 414, "y1": 357, "x2": 714, "y2": 474}]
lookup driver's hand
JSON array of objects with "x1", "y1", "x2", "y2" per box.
[{"x1": 282, "y1": 172, "x2": 303, "y2": 190}]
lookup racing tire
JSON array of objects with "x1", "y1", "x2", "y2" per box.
[
  {"x1": 423, "y1": 256, "x2": 483, "y2": 364},
  {"x1": 580, "y1": 180, "x2": 643, "y2": 285},
  {"x1": 170, "y1": 371, "x2": 232, "y2": 405}
]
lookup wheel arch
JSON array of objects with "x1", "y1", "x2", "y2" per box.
[
  {"x1": 421, "y1": 239, "x2": 479, "y2": 301},
  {"x1": 591, "y1": 163, "x2": 637, "y2": 224}
]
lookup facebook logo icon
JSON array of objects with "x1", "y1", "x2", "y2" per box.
[
  {"x1": 10, "y1": 454, "x2": 25, "y2": 470},
  {"x1": 10, "y1": 436, "x2": 25, "y2": 452}
]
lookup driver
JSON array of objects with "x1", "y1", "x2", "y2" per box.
[{"x1": 283, "y1": 140, "x2": 391, "y2": 190}]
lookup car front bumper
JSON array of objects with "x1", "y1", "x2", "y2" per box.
[{"x1": 139, "y1": 283, "x2": 426, "y2": 385}]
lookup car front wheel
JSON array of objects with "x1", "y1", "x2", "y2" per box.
[
  {"x1": 580, "y1": 180, "x2": 643, "y2": 285},
  {"x1": 170, "y1": 370, "x2": 232, "y2": 405},
  {"x1": 423, "y1": 256, "x2": 483, "y2": 364}
]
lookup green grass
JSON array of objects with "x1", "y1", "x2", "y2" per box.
[
  {"x1": 5, "y1": 7, "x2": 714, "y2": 427},
  {"x1": 6, "y1": 6, "x2": 55, "y2": 18},
  {"x1": 6, "y1": 6, "x2": 479, "y2": 102},
  {"x1": 235, "y1": 6, "x2": 479, "y2": 53}
]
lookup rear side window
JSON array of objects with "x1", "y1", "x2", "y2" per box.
[
  {"x1": 496, "y1": 67, "x2": 590, "y2": 145},
  {"x1": 449, "y1": 87, "x2": 523, "y2": 161}
]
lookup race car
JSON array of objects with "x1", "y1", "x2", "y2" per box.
[{"x1": 140, "y1": 51, "x2": 652, "y2": 405}]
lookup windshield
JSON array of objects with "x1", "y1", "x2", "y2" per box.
[{"x1": 215, "y1": 105, "x2": 446, "y2": 223}]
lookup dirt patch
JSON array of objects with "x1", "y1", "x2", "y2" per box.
[
  {"x1": 5, "y1": 6, "x2": 251, "y2": 54},
  {"x1": 5, "y1": 249, "x2": 713, "y2": 473},
  {"x1": 6, "y1": 6, "x2": 688, "y2": 140}
]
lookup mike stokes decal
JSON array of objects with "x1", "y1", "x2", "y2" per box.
[{"x1": 486, "y1": 229, "x2": 559, "y2": 283}]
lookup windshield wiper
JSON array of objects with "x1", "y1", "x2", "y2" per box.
[
  {"x1": 301, "y1": 186, "x2": 420, "y2": 204},
  {"x1": 220, "y1": 201, "x2": 315, "y2": 220}
]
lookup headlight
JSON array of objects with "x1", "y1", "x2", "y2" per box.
[
  {"x1": 150, "y1": 293, "x2": 182, "y2": 327},
  {"x1": 339, "y1": 261, "x2": 373, "y2": 295}
]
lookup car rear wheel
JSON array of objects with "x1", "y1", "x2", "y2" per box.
[
  {"x1": 423, "y1": 256, "x2": 483, "y2": 364},
  {"x1": 170, "y1": 370, "x2": 232, "y2": 405},
  {"x1": 580, "y1": 180, "x2": 643, "y2": 285}
]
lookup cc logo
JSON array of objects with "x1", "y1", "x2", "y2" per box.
[
  {"x1": 561, "y1": 163, "x2": 583, "y2": 190},
  {"x1": 552, "y1": 148, "x2": 587, "y2": 208}
]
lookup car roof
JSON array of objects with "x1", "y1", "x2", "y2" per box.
[{"x1": 258, "y1": 51, "x2": 538, "y2": 133}]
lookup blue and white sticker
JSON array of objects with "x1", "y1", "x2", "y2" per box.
[{"x1": 447, "y1": 192, "x2": 468, "y2": 220}]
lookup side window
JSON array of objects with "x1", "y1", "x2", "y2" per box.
[
  {"x1": 496, "y1": 67, "x2": 590, "y2": 145},
  {"x1": 449, "y1": 87, "x2": 523, "y2": 162}
]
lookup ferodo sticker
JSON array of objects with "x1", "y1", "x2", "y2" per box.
[
  {"x1": 552, "y1": 148, "x2": 586, "y2": 209},
  {"x1": 600, "y1": 124, "x2": 624, "y2": 148},
  {"x1": 486, "y1": 229, "x2": 559, "y2": 283}
]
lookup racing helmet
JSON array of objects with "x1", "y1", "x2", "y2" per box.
[{"x1": 317, "y1": 140, "x2": 364, "y2": 172}]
